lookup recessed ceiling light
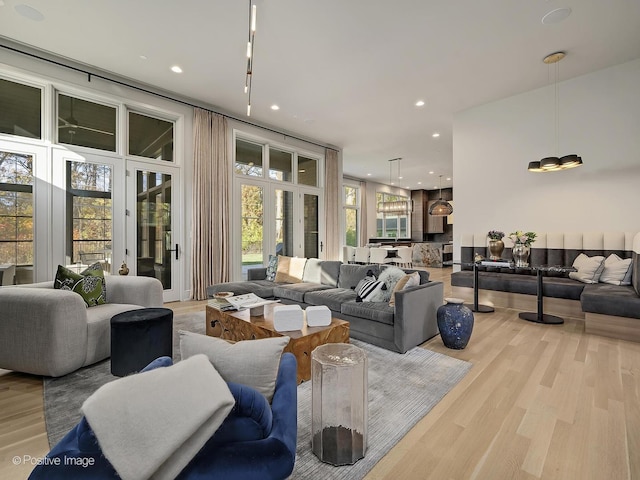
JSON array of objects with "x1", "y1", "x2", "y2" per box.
[
  {"x1": 391, "y1": 182, "x2": 395, "y2": 185},
  {"x1": 415, "y1": 100, "x2": 425, "y2": 107},
  {"x1": 271, "y1": 104, "x2": 280, "y2": 111},
  {"x1": 398, "y1": 176, "x2": 403, "y2": 180},
  {"x1": 14, "y1": 4, "x2": 44, "y2": 21},
  {"x1": 170, "y1": 65, "x2": 183, "y2": 73},
  {"x1": 417, "y1": 182, "x2": 422, "y2": 185},
  {"x1": 429, "y1": 171, "x2": 434, "y2": 175},
  {"x1": 432, "y1": 132, "x2": 440, "y2": 138},
  {"x1": 446, "y1": 177, "x2": 451, "y2": 181},
  {"x1": 433, "y1": 185, "x2": 438, "y2": 189},
  {"x1": 367, "y1": 173, "x2": 372, "y2": 176},
  {"x1": 139, "y1": 55, "x2": 148, "y2": 60},
  {"x1": 541, "y1": 7, "x2": 572, "y2": 25}
]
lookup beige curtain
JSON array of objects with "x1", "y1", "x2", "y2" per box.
[
  {"x1": 324, "y1": 149, "x2": 341, "y2": 260},
  {"x1": 190, "y1": 109, "x2": 230, "y2": 300},
  {"x1": 359, "y1": 180, "x2": 367, "y2": 246}
]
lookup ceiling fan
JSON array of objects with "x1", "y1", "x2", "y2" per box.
[{"x1": 58, "y1": 98, "x2": 115, "y2": 137}]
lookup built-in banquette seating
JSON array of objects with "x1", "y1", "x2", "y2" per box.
[{"x1": 451, "y1": 232, "x2": 640, "y2": 341}]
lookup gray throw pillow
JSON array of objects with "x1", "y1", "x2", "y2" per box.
[{"x1": 179, "y1": 331, "x2": 290, "y2": 402}]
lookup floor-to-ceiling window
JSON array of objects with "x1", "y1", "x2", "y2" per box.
[
  {"x1": 234, "y1": 133, "x2": 324, "y2": 279},
  {"x1": 343, "y1": 184, "x2": 360, "y2": 247},
  {"x1": 0, "y1": 70, "x2": 184, "y2": 299}
]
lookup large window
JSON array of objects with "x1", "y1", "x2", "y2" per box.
[
  {"x1": 0, "y1": 151, "x2": 34, "y2": 270},
  {"x1": 234, "y1": 134, "x2": 323, "y2": 278},
  {"x1": 67, "y1": 161, "x2": 112, "y2": 271},
  {"x1": 0, "y1": 78, "x2": 41, "y2": 139},
  {"x1": 343, "y1": 185, "x2": 359, "y2": 247},
  {"x1": 376, "y1": 192, "x2": 409, "y2": 238}
]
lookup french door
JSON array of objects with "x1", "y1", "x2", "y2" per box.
[
  {"x1": 126, "y1": 160, "x2": 181, "y2": 302},
  {"x1": 52, "y1": 149, "x2": 124, "y2": 278},
  {"x1": 235, "y1": 179, "x2": 323, "y2": 279}
]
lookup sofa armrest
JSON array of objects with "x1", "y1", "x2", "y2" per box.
[
  {"x1": 247, "y1": 267, "x2": 268, "y2": 281},
  {"x1": 105, "y1": 275, "x2": 163, "y2": 307},
  {"x1": 0, "y1": 288, "x2": 88, "y2": 376},
  {"x1": 393, "y1": 281, "x2": 444, "y2": 353}
]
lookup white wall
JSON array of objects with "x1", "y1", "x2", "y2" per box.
[{"x1": 453, "y1": 58, "x2": 640, "y2": 256}]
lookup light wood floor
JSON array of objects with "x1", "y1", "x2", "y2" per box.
[{"x1": 1, "y1": 268, "x2": 639, "y2": 479}]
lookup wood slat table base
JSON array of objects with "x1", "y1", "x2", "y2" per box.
[{"x1": 206, "y1": 304, "x2": 350, "y2": 383}]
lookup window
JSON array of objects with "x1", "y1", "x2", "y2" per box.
[
  {"x1": 0, "y1": 78, "x2": 41, "y2": 139},
  {"x1": 343, "y1": 185, "x2": 359, "y2": 247},
  {"x1": 129, "y1": 112, "x2": 174, "y2": 161},
  {"x1": 57, "y1": 94, "x2": 117, "y2": 151},
  {"x1": 67, "y1": 161, "x2": 112, "y2": 270},
  {"x1": 0, "y1": 151, "x2": 34, "y2": 269},
  {"x1": 298, "y1": 156, "x2": 318, "y2": 187},
  {"x1": 376, "y1": 192, "x2": 409, "y2": 238},
  {"x1": 269, "y1": 148, "x2": 293, "y2": 181},
  {"x1": 236, "y1": 139, "x2": 263, "y2": 176},
  {"x1": 241, "y1": 184, "x2": 264, "y2": 266}
]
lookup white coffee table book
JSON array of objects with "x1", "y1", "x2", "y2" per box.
[
  {"x1": 273, "y1": 304, "x2": 304, "y2": 332},
  {"x1": 306, "y1": 305, "x2": 332, "y2": 327}
]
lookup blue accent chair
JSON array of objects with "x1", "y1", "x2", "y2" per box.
[{"x1": 29, "y1": 353, "x2": 298, "y2": 480}]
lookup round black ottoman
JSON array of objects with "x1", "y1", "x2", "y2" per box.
[{"x1": 110, "y1": 308, "x2": 173, "y2": 377}]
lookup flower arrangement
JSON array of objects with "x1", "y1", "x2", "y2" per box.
[
  {"x1": 487, "y1": 230, "x2": 505, "y2": 241},
  {"x1": 509, "y1": 230, "x2": 537, "y2": 247}
]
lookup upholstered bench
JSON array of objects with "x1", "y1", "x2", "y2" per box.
[{"x1": 452, "y1": 232, "x2": 640, "y2": 341}]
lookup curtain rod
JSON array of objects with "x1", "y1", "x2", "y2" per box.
[{"x1": 0, "y1": 41, "x2": 339, "y2": 152}]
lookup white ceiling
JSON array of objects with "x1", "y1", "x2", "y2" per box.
[{"x1": 1, "y1": 0, "x2": 639, "y2": 189}]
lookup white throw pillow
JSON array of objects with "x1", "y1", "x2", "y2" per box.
[
  {"x1": 179, "y1": 331, "x2": 290, "y2": 402},
  {"x1": 274, "y1": 255, "x2": 307, "y2": 283},
  {"x1": 568, "y1": 253, "x2": 605, "y2": 284},
  {"x1": 378, "y1": 266, "x2": 407, "y2": 303},
  {"x1": 599, "y1": 254, "x2": 633, "y2": 286}
]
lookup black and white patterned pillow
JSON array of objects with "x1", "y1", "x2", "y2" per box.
[
  {"x1": 356, "y1": 278, "x2": 388, "y2": 302},
  {"x1": 265, "y1": 255, "x2": 278, "y2": 281}
]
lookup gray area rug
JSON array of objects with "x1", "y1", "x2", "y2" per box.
[{"x1": 44, "y1": 311, "x2": 472, "y2": 479}]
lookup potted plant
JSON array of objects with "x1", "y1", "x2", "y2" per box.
[
  {"x1": 487, "y1": 230, "x2": 505, "y2": 260},
  {"x1": 509, "y1": 230, "x2": 537, "y2": 267}
]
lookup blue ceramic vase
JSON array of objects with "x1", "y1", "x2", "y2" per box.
[{"x1": 437, "y1": 298, "x2": 474, "y2": 349}]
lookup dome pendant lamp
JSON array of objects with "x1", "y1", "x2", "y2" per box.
[
  {"x1": 428, "y1": 175, "x2": 453, "y2": 216},
  {"x1": 528, "y1": 51, "x2": 583, "y2": 172}
]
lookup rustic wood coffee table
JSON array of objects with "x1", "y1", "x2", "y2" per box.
[{"x1": 206, "y1": 302, "x2": 350, "y2": 383}]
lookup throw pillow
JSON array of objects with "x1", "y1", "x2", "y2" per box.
[
  {"x1": 274, "y1": 255, "x2": 307, "y2": 283},
  {"x1": 54, "y1": 262, "x2": 106, "y2": 307},
  {"x1": 179, "y1": 331, "x2": 290, "y2": 402},
  {"x1": 265, "y1": 255, "x2": 278, "y2": 281},
  {"x1": 354, "y1": 269, "x2": 377, "y2": 294},
  {"x1": 568, "y1": 253, "x2": 605, "y2": 284},
  {"x1": 599, "y1": 254, "x2": 633, "y2": 286},
  {"x1": 356, "y1": 278, "x2": 388, "y2": 302},
  {"x1": 378, "y1": 266, "x2": 407, "y2": 303},
  {"x1": 389, "y1": 271, "x2": 421, "y2": 306}
]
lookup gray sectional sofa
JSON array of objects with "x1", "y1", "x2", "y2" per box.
[
  {"x1": 451, "y1": 232, "x2": 640, "y2": 340},
  {"x1": 207, "y1": 259, "x2": 444, "y2": 353},
  {"x1": 0, "y1": 275, "x2": 164, "y2": 377}
]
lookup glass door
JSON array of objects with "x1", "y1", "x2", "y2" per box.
[
  {"x1": 126, "y1": 161, "x2": 181, "y2": 302},
  {"x1": 275, "y1": 187, "x2": 294, "y2": 257},
  {"x1": 52, "y1": 149, "x2": 124, "y2": 279},
  {"x1": 239, "y1": 182, "x2": 264, "y2": 279}
]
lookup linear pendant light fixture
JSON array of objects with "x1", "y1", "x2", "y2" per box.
[
  {"x1": 429, "y1": 175, "x2": 453, "y2": 216},
  {"x1": 528, "y1": 51, "x2": 583, "y2": 172},
  {"x1": 376, "y1": 158, "x2": 412, "y2": 214},
  {"x1": 244, "y1": 0, "x2": 257, "y2": 116}
]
